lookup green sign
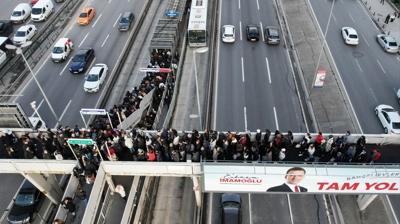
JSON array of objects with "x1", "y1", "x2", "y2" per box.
[{"x1": 67, "y1": 138, "x2": 94, "y2": 145}]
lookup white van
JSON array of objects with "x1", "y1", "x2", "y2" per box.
[
  {"x1": 10, "y1": 3, "x2": 31, "y2": 24},
  {"x1": 51, "y1": 38, "x2": 73, "y2": 62},
  {"x1": 31, "y1": 0, "x2": 54, "y2": 22}
]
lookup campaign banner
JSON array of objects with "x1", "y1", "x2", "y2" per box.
[{"x1": 203, "y1": 164, "x2": 400, "y2": 194}]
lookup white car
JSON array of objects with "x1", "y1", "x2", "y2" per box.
[
  {"x1": 341, "y1": 27, "x2": 359, "y2": 45},
  {"x1": 377, "y1": 34, "x2": 399, "y2": 53},
  {"x1": 13, "y1": 25, "x2": 37, "y2": 45},
  {"x1": 84, "y1": 63, "x2": 108, "y2": 93},
  {"x1": 10, "y1": 3, "x2": 31, "y2": 24},
  {"x1": 222, "y1": 25, "x2": 235, "y2": 43},
  {"x1": 375, "y1": 104, "x2": 400, "y2": 134}
]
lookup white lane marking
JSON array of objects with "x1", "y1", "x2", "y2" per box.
[
  {"x1": 361, "y1": 33, "x2": 370, "y2": 47},
  {"x1": 241, "y1": 57, "x2": 245, "y2": 82},
  {"x1": 79, "y1": 33, "x2": 90, "y2": 48},
  {"x1": 213, "y1": 0, "x2": 223, "y2": 129},
  {"x1": 322, "y1": 196, "x2": 333, "y2": 224},
  {"x1": 355, "y1": 59, "x2": 363, "y2": 72},
  {"x1": 332, "y1": 14, "x2": 337, "y2": 23},
  {"x1": 92, "y1": 13, "x2": 103, "y2": 28},
  {"x1": 287, "y1": 194, "x2": 295, "y2": 224},
  {"x1": 357, "y1": 0, "x2": 380, "y2": 32},
  {"x1": 386, "y1": 195, "x2": 400, "y2": 224},
  {"x1": 108, "y1": 0, "x2": 112, "y2": 3},
  {"x1": 128, "y1": 0, "x2": 130, "y2": 2},
  {"x1": 238, "y1": 0, "x2": 240, "y2": 9},
  {"x1": 30, "y1": 99, "x2": 44, "y2": 116},
  {"x1": 240, "y1": 21, "x2": 242, "y2": 41},
  {"x1": 260, "y1": 21, "x2": 264, "y2": 42},
  {"x1": 113, "y1": 13, "x2": 122, "y2": 28},
  {"x1": 377, "y1": 59, "x2": 386, "y2": 74},
  {"x1": 265, "y1": 57, "x2": 271, "y2": 84},
  {"x1": 207, "y1": 193, "x2": 213, "y2": 224},
  {"x1": 15, "y1": 54, "x2": 51, "y2": 102},
  {"x1": 256, "y1": 0, "x2": 260, "y2": 10},
  {"x1": 101, "y1": 33, "x2": 110, "y2": 48},
  {"x1": 273, "y1": 106, "x2": 279, "y2": 130},
  {"x1": 248, "y1": 193, "x2": 253, "y2": 224},
  {"x1": 369, "y1": 88, "x2": 378, "y2": 104},
  {"x1": 244, "y1": 107, "x2": 248, "y2": 131},
  {"x1": 60, "y1": 58, "x2": 73, "y2": 76},
  {"x1": 348, "y1": 13, "x2": 355, "y2": 23},
  {"x1": 54, "y1": 99, "x2": 72, "y2": 128},
  {"x1": 397, "y1": 56, "x2": 400, "y2": 62}
]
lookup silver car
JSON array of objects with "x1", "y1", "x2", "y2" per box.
[{"x1": 377, "y1": 34, "x2": 399, "y2": 53}]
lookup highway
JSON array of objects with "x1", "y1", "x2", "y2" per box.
[
  {"x1": 0, "y1": 1, "x2": 66, "y2": 222},
  {"x1": 214, "y1": 0, "x2": 307, "y2": 132},
  {"x1": 310, "y1": 0, "x2": 400, "y2": 134},
  {"x1": 13, "y1": 0, "x2": 145, "y2": 128},
  {"x1": 210, "y1": 0, "x2": 330, "y2": 223},
  {"x1": 310, "y1": 0, "x2": 400, "y2": 221}
]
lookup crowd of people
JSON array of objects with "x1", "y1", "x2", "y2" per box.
[
  {"x1": 95, "y1": 48, "x2": 177, "y2": 130},
  {"x1": 0, "y1": 128, "x2": 382, "y2": 164}
]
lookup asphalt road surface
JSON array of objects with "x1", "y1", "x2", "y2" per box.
[
  {"x1": 214, "y1": 0, "x2": 307, "y2": 132},
  {"x1": 13, "y1": 0, "x2": 146, "y2": 128},
  {"x1": 310, "y1": 0, "x2": 400, "y2": 134}
]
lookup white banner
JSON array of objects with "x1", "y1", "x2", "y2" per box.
[
  {"x1": 80, "y1": 108, "x2": 107, "y2": 115},
  {"x1": 203, "y1": 164, "x2": 400, "y2": 194}
]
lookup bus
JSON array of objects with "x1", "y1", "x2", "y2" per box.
[{"x1": 188, "y1": 0, "x2": 208, "y2": 47}]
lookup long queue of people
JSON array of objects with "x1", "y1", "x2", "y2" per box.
[{"x1": 0, "y1": 128, "x2": 382, "y2": 164}]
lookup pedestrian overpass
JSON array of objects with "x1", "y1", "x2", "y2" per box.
[{"x1": 1, "y1": 131, "x2": 400, "y2": 223}]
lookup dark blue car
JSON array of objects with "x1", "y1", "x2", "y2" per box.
[
  {"x1": 7, "y1": 181, "x2": 41, "y2": 224},
  {"x1": 69, "y1": 48, "x2": 95, "y2": 74}
]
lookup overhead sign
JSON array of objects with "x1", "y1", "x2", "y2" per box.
[
  {"x1": 67, "y1": 138, "x2": 94, "y2": 145},
  {"x1": 139, "y1": 68, "x2": 172, "y2": 73},
  {"x1": 314, "y1": 69, "x2": 326, "y2": 87},
  {"x1": 80, "y1": 108, "x2": 107, "y2": 115},
  {"x1": 203, "y1": 164, "x2": 400, "y2": 194}
]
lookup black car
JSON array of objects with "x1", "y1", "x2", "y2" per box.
[
  {"x1": 221, "y1": 193, "x2": 241, "y2": 224},
  {"x1": 118, "y1": 12, "x2": 135, "y2": 31},
  {"x1": 69, "y1": 48, "x2": 95, "y2": 74},
  {"x1": 0, "y1": 20, "x2": 13, "y2": 37},
  {"x1": 7, "y1": 181, "x2": 41, "y2": 224},
  {"x1": 246, "y1": 25, "x2": 260, "y2": 42},
  {"x1": 264, "y1": 26, "x2": 280, "y2": 45}
]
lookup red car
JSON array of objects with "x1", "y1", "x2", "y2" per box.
[{"x1": 31, "y1": 0, "x2": 39, "y2": 5}]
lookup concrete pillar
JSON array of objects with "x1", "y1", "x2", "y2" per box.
[
  {"x1": 105, "y1": 174, "x2": 115, "y2": 192},
  {"x1": 192, "y1": 176, "x2": 202, "y2": 208},
  {"x1": 22, "y1": 173, "x2": 63, "y2": 205},
  {"x1": 357, "y1": 194, "x2": 378, "y2": 211}
]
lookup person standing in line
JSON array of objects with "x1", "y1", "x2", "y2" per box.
[
  {"x1": 61, "y1": 197, "x2": 76, "y2": 216},
  {"x1": 390, "y1": 13, "x2": 396, "y2": 22},
  {"x1": 115, "y1": 184, "x2": 127, "y2": 200},
  {"x1": 385, "y1": 14, "x2": 390, "y2": 24}
]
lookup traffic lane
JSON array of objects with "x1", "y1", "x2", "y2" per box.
[
  {"x1": 241, "y1": 41, "x2": 276, "y2": 131},
  {"x1": 259, "y1": 0, "x2": 280, "y2": 28},
  {"x1": 322, "y1": 25, "x2": 387, "y2": 134},
  {"x1": 311, "y1": 0, "x2": 400, "y2": 133},
  {"x1": 16, "y1": 2, "x2": 142, "y2": 126},
  {"x1": 289, "y1": 194, "x2": 330, "y2": 224},
  {"x1": 262, "y1": 45, "x2": 307, "y2": 132},
  {"x1": 389, "y1": 195, "x2": 400, "y2": 221},
  {"x1": 215, "y1": 0, "x2": 246, "y2": 131},
  {"x1": 0, "y1": 174, "x2": 23, "y2": 222},
  {"x1": 216, "y1": 43, "x2": 247, "y2": 131},
  {"x1": 250, "y1": 194, "x2": 292, "y2": 224}
]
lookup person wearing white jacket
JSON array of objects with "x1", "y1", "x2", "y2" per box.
[{"x1": 124, "y1": 134, "x2": 134, "y2": 153}]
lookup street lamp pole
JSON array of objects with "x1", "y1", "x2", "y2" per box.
[
  {"x1": 6, "y1": 42, "x2": 59, "y2": 123},
  {"x1": 311, "y1": 0, "x2": 336, "y2": 91}
]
